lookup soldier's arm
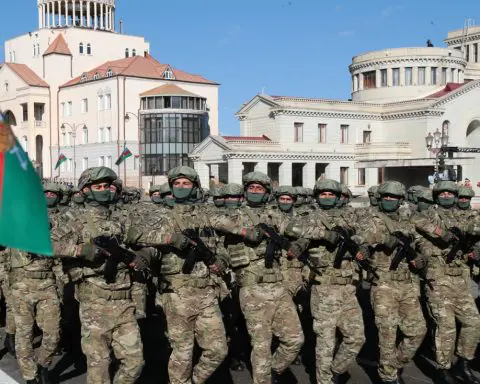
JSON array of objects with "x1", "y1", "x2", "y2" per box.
[
  {"x1": 412, "y1": 210, "x2": 450, "y2": 241},
  {"x1": 284, "y1": 214, "x2": 331, "y2": 240}
]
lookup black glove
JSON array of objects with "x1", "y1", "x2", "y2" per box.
[
  {"x1": 131, "y1": 251, "x2": 150, "y2": 271},
  {"x1": 169, "y1": 233, "x2": 191, "y2": 250},
  {"x1": 287, "y1": 240, "x2": 308, "y2": 258},
  {"x1": 325, "y1": 230, "x2": 340, "y2": 246},
  {"x1": 243, "y1": 226, "x2": 264, "y2": 243},
  {"x1": 78, "y1": 244, "x2": 109, "y2": 262}
]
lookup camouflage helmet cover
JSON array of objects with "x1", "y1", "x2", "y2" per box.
[
  {"x1": 149, "y1": 184, "x2": 163, "y2": 194},
  {"x1": 276, "y1": 185, "x2": 298, "y2": 198},
  {"x1": 43, "y1": 182, "x2": 62, "y2": 194},
  {"x1": 416, "y1": 187, "x2": 434, "y2": 203},
  {"x1": 377, "y1": 181, "x2": 406, "y2": 198},
  {"x1": 313, "y1": 179, "x2": 342, "y2": 195},
  {"x1": 167, "y1": 166, "x2": 200, "y2": 186},
  {"x1": 210, "y1": 187, "x2": 222, "y2": 198},
  {"x1": 433, "y1": 180, "x2": 458, "y2": 195},
  {"x1": 159, "y1": 182, "x2": 172, "y2": 195},
  {"x1": 295, "y1": 186, "x2": 308, "y2": 196},
  {"x1": 367, "y1": 185, "x2": 378, "y2": 196},
  {"x1": 458, "y1": 186, "x2": 475, "y2": 198},
  {"x1": 78, "y1": 167, "x2": 117, "y2": 190},
  {"x1": 224, "y1": 183, "x2": 244, "y2": 196},
  {"x1": 242, "y1": 172, "x2": 272, "y2": 192}
]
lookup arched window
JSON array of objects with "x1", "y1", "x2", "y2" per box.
[
  {"x1": 79, "y1": 42, "x2": 84, "y2": 54},
  {"x1": 163, "y1": 69, "x2": 174, "y2": 80},
  {"x1": 106, "y1": 68, "x2": 113, "y2": 77},
  {"x1": 93, "y1": 72, "x2": 100, "y2": 80},
  {"x1": 82, "y1": 127, "x2": 88, "y2": 144},
  {"x1": 125, "y1": 48, "x2": 130, "y2": 58},
  {"x1": 80, "y1": 73, "x2": 88, "y2": 82},
  {"x1": 132, "y1": 49, "x2": 136, "y2": 57},
  {"x1": 442, "y1": 120, "x2": 450, "y2": 138},
  {"x1": 86, "y1": 43, "x2": 91, "y2": 55}
]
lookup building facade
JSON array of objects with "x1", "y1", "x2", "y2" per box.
[
  {"x1": 0, "y1": 0, "x2": 219, "y2": 188},
  {"x1": 192, "y1": 29, "x2": 480, "y2": 195}
]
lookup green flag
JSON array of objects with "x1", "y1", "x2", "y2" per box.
[
  {"x1": 115, "y1": 147, "x2": 133, "y2": 165},
  {"x1": 0, "y1": 114, "x2": 53, "y2": 256},
  {"x1": 54, "y1": 153, "x2": 67, "y2": 170}
]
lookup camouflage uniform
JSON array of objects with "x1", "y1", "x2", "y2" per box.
[
  {"x1": 286, "y1": 179, "x2": 364, "y2": 383},
  {"x1": 210, "y1": 172, "x2": 304, "y2": 384},
  {"x1": 413, "y1": 181, "x2": 480, "y2": 383},
  {"x1": 127, "y1": 166, "x2": 228, "y2": 384},
  {"x1": 356, "y1": 181, "x2": 427, "y2": 383},
  {"x1": 52, "y1": 167, "x2": 144, "y2": 384},
  {"x1": 0, "y1": 247, "x2": 16, "y2": 356}
]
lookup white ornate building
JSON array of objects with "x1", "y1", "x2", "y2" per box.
[
  {"x1": 191, "y1": 29, "x2": 480, "y2": 195},
  {"x1": 0, "y1": 0, "x2": 219, "y2": 188}
]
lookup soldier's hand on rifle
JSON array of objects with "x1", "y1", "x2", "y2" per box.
[
  {"x1": 325, "y1": 230, "x2": 340, "y2": 245},
  {"x1": 167, "y1": 232, "x2": 191, "y2": 250},
  {"x1": 287, "y1": 240, "x2": 306, "y2": 258},
  {"x1": 240, "y1": 226, "x2": 264, "y2": 243},
  {"x1": 410, "y1": 255, "x2": 426, "y2": 269},
  {"x1": 129, "y1": 250, "x2": 150, "y2": 272},
  {"x1": 208, "y1": 263, "x2": 224, "y2": 276},
  {"x1": 76, "y1": 243, "x2": 110, "y2": 262}
]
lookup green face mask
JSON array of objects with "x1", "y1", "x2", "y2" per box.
[
  {"x1": 417, "y1": 201, "x2": 431, "y2": 212},
  {"x1": 437, "y1": 196, "x2": 456, "y2": 208},
  {"x1": 335, "y1": 199, "x2": 346, "y2": 209},
  {"x1": 110, "y1": 190, "x2": 117, "y2": 201},
  {"x1": 317, "y1": 197, "x2": 338, "y2": 209},
  {"x1": 72, "y1": 194, "x2": 85, "y2": 204},
  {"x1": 151, "y1": 195, "x2": 163, "y2": 204},
  {"x1": 369, "y1": 195, "x2": 378, "y2": 207},
  {"x1": 46, "y1": 196, "x2": 58, "y2": 208},
  {"x1": 379, "y1": 198, "x2": 400, "y2": 212},
  {"x1": 225, "y1": 199, "x2": 242, "y2": 209},
  {"x1": 294, "y1": 197, "x2": 305, "y2": 207},
  {"x1": 213, "y1": 198, "x2": 225, "y2": 207},
  {"x1": 457, "y1": 200, "x2": 471, "y2": 210},
  {"x1": 246, "y1": 192, "x2": 267, "y2": 205},
  {"x1": 164, "y1": 196, "x2": 176, "y2": 208},
  {"x1": 278, "y1": 202, "x2": 293, "y2": 212},
  {"x1": 172, "y1": 187, "x2": 193, "y2": 201},
  {"x1": 91, "y1": 190, "x2": 112, "y2": 203}
]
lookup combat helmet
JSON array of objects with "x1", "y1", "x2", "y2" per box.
[
  {"x1": 416, "y1": 187, "x2": 434, "y2": 212},
  {"x1": 276, "y1": 185, "x2": 297, "y2": 212},
  {"x1": 314, "y1": 179, "x2": 341, "y2": 209},
  {"x1": 167, "y1": 166, "x2": 200, "y2": 202},
  {"x1": 433, "y1": 180, "x2": 458, "y2": 208},
  {"x1": 367, "y1": 185, "x2": 379, "y2": 207},
  {"x1": 242, "y1": 172, "x2": 271, "y2": 205},
  {"x1": 223, "y1": 183, "x2": 244, "y2": 208},
  {"x1": 78, "y1": 167, "x2": 117, "y2": 204},
  {"x1": 377, "y1": 181, "x2": 405, "y2": 212},
  {"x1": 43, "y1": 182, "x2": 62, "y2": 207},
  {"x1": 457, "y1": 186, "x2": 475, "y2": 210}
]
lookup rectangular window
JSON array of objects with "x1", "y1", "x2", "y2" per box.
[
  {"x1": 104, "y1": 94, "x2": 111, "y2": 110},
  {"x1": 67, "y1": 101, "x2": 72, "y2": 116},
  {"x1": 474, "y1": 43, "x2": 478, "y2": 63},
  {"x1": 67, "y1": 158, "x2": 73, "y2": 172},
  {"x1": 82, "y1": 157, "x2": 88, "y2": 171},
  {"x1": 340, "y1": 124, "x2": 349, "y2": 144},
  {"x1": 466, "y1": 44, "x2": 470, "y2": 61},
  {"x1": 358, "y1": 168, "x2": 366, "y2": 186},
  {"x1": 98, "y1": 127, "x2": 104, "y2": 143},
  {"x1": 60, "y1": 102, "x2": 65, "y2": 117},
  {"x1": 82, "y1": 128, "x2": 88, "y2": 144},
  {"x1": 98, "y1": 95, "x2": 104, "y2": 111},
  {"x1": 405, "y1": 67, "x2": 412, "y2": 85},
  {"x1": 392, "y1": 68, "x2": 400, "y2": 86},
  {"x1": 294, "y1": 123, "x2": 303, "y2": 142},
  {"x1": 431, "y1": 67, "x2": 437, "y2": 85},
  {"x1": 318, "y1": 123, "x2": 326, "y2": 143},
  {"x1": 81, "y1": 98, "x2": 88, "y2": 113},
  {"x1": 380, "y1": 69, "x2": 387, "y2": 87},
  {"x1": 378, "y1": 168, "x2": 385, "y2": 184},
  {"x1": 134, "y1": 156, "x2": 138, "y2": 170},
  {"x1": 363, "y1": 71, "x2": 376, "y2": 89},
  {"x1": 340, "y1": 167, "x2": 349, "y2": 185},
  {"x1": 105, "y1": 127, "x2": 111, "y2": 142},
  {"x1": 441, "y1": 68, "x2": 447, "y2": 85},
  {"x1": 418, "y1": 67, "x2": 426, "y2": 85},
  {"x1": 451, "y1": 68, "x2": 456, "y2": 82},
  {"x1": 106, "y1": 156, "x2": 112, "y2": 168},
  {"x1": 363, "y1": 130, "x2": 371, "y2": 143},
  {"x1": 98, "y1": 156, "x2": 105, "y2": 166},
  {"x1": 62, "y1": 133, "x2": 66, "y2": 146},
  {"x1": 60, "y1": 161, "x2": 66, "y2": 172}
]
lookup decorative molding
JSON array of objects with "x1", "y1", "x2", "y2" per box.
[
  {"x1": 431, "y1": 79, "x2": 480, "y2": 107},
  {"x1": 349, "y1": 56, "x2": 467, "y2": 73},
  {"x1": 224, "y1": 152, "x2": 354, "y2": 161}
]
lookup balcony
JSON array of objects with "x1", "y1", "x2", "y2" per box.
[{"x1": 355, "y1": 142, "x2": 412, "y2": 161}]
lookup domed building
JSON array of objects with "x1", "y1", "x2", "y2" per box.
[
  {"x1": 0, "y1": 0, "x2": 219, "y2": 188},
  {"x1": 192, "y1": 29, "x2": 480, "y2": 196}
]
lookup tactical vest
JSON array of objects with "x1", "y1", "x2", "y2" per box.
[{"x1": 9, "y1": 248, "x2": 55, "y2": 280}]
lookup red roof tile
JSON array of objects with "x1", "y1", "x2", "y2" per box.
[
  {"x1": 4, "y1": 63, "x2": 49, "y2": 88},
  {"x1": 140, "y1": 83, "x2": 201, "y2": 97},
  {"x1": 43, "y1": 34, "x2": 72, "y2": 56},
  {"x1": 222, "y1": 135, "x2": 271, "y2": 141},
  {"x1": 61, "y1": 54, "x2": 217, "y2": 87},
  {"x1": 426, "y1": 83, "x2": 464, "y2": 98}
]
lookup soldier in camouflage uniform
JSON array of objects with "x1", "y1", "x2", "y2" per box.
[
  {"x1": 294, "y1": 186, "x2": 308, "y2": 208},
  {"x1": 211, "y1": 186, "x2": 226, "y2": 208},
  {"x1": 355, "y1": 181, "x2": 427, "y2": 384},
  {"x1": 51, "y1": 167, "x2": 144, "y2": 384},
  {"x1": 8, "y1": 182, "x2": 63, "y2": 384},
  {"x1": 416, "y1": 187, "x2": 435, "y2": 213},
  {"x1": 0, "y1": 244, "x2": 15, "y2": 358},
  {"x1": 367, "y1": 185, "x2": 379, "y2": 207},
  {"x1": 70, "y1": 187, "x2": 86, "y2": 209},
  {"x1": 210, "y1": 172, "x2": 304, "y2": 384},
  {"x1": 285, "y1": 179, "x2": 365, "y2": 383},
  {"x1": 126, "y1": 166, "x2": 228, "y2": 384},
  {"x1": 413, "y1": 181, "x2": 480, "y2": 384}
]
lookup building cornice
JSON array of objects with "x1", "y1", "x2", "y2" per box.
[
  {"x1": 349, "y1": 56, "x2": 467, "y2": 73},
  {"x1": 431, "y1": 79, "x2": 480, "y2": 107},
  {"x1": 223, "y1": 151, "x2": 354, "y2": 161},
  {"x1": 445, "y1": 32, "x2": 480, "y2": 46}
]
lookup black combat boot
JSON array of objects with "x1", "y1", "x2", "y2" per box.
[
  {"x1": 26, "y1": 379, "x2": 39, "y2": 384},
  {"x1": 271, "y1": 369, "x2": 281, "y2": 384},
  {"x1": 382, "y1": 380, "x2": 399, "y2": 384},
  {"x1": 437, "y1": 368, "x2": 459, "y2": 384},
  {"x1": 229, "y1": 357, "x2": 244, "y2": 372},
  {"x1": 4, "y1": 333, "x2": 16, "y2": 358},
  {"x1": 37, "y1": 365, "x2": 51, "y2": 384},
  {"x1": 292, "y1": 354, "x2": 302, "y2": 365},
  {"x1": 331, "y1": 372, "x2": 341, "y2": 383},
  {"x1": 452, "y1": 357, "x2": 480, "y2": 384}
]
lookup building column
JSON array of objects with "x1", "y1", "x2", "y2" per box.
[
  {"x1": 42, "y1": 4, "x2": 46, "y2": 28},
  {"x1": 72, "y1": 0, "x2": 76, "y2": 26},
  {"x1": 227, "y1": 158, "x2": 243, "y2": 184},
  {"x1": 303, "y1": 161, "x2": 316, "y2": 188},
  {"x1": 254, "y1": 160, "x2": 268, "y2": 175},
  {"x1": 38, "y1": 5, "x2": 42, "y2": 29},
  {"x1": 100, "y1": 3, "x2": 104, "y2": 29},
  {"x1": 112, "y1": 8, "x2": 115, "y2": 31},
  {"x1": 56, "y1": 1, "x2": 61, "y2": 26},
  {"x1": 358, "y1": 73, "x2": 364, "y2": 90},
  {"x1": 80, "y1": 0, "x2": 84, "y2": 26},
  {"x1": 400, "y1": 67, "x2": 406, "y2": 86},
  {"x1": 194, "y1": 162, "x2": 210, "y2": 189},
  {"x1": 375, "y1": 69, "x2": 381, "y2": 88},
  {"x1": 52, "y1": 1, "x2": 57, "y2": 27},
  {"x1": 94, "y1": 2, "x2": 97, "y2": 29},
  {"x1": 65, "y1": 0, "x2": 69, "y2": 26},
  {"x1": 279, "y1": 161, "x2": 292, "y2": 186},
  {"x1": 210, "y1": 164, "x2": 219, "y2": 180},
  {"x1": 46, "y1": 2, "x2": 50, "y2": 28},
  {"x1": 426, "y1": 67, "x2": 431, "y2": 85},
  {"x1": 87, "y1": 1, "x2": 91, "y2": 27},
  {"x1": 412, "y1": 67, "x2": 418, "y2": 85}
]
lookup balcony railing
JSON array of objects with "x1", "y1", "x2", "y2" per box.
[{"x1": 355, "y1": 142, "x2": 411, "y2": 161}]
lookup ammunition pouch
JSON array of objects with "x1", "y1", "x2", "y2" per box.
[
  {"x1": 161, "y1": 276, "x2": 213, "y2": 291},
  {"x1": 160, "y1": 253, "x2": 183, "y2": 275},
  {"x1": 389, "y1": 270, "x2": 411, "y2": 281},
  {"x1": 236, "y1": 270, "x2": 283, "y2": 287},
  {"x1": 77, "y1": 281, "x2": 131, "y2": 301},
  {"x1": 444, "y1": 265, "x2": 463, "y2": 276},
  {"x1": 9, "y1": 269, "x2": 55, "y2": 280}
]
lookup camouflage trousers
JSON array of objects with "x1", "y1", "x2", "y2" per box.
[
  {"x1": 239, "y1": 282, "x2": 304, "y2": 384},
  {"x1": 311, "y1": 283, "x2": 365, "y2": 383},
  {"x1": 162, "y1": 285, "x2": 228, "y2": 384},
  {"x1": 11, "y1": 282, "x2": 60, "y2": 381},
  {"x1": 1, "y1": 278, "x2": 15, "y2": 334},
  {"x1": 371, "y1": 279, "x2": 426, "y2": 381},
  {"x1": 426, "y1": 274, "x2": 480, "y2": 369},
  {"x1": 79, "y1": 297, "x2": 144, "y2": 384},
  {"x1": 282, "y1": 267, "x2": 304, "y2": 298}
]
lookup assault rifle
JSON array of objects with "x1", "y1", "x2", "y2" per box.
[
  {"x1": 332, "y1": 226, "x2": 379, "y2": 281},
  {"x1": 389, "y1": 231, "x2": 433, "y2": 290},
  {"x1": 93, "y1": 235, "x2": 136, "y2": 284},
  {"x1": 445, "y1": 227, "x2": 468, "y2": 264},
  {"x1": 257, "y1": 223, "x2": 291, "y2": 269},
  {"x1": 181, "y1": 228, "x2": 217, "y2": 274}
]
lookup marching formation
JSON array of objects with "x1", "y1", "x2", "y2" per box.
[{"x1": 2, "y1": 165, "x2": 480, "y2": 384}]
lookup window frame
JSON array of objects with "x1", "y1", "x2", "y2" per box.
[
  {"x1": 294, "y1": 122, "x2": 303, "y2": 143},
  {"x1": 318, "y1": 123, "x2": 327, "y2": 143},
  {"x1": 340, "y1": 124, "x2": 349, "y2": 144}
]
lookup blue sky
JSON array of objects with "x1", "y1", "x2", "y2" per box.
[{"x1": 1, "y1": 0, "x2": 479, "y2": 134}]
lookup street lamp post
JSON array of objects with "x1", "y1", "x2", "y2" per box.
[
  {"x1": 425, "y1": 127, "x2": 449, "y2": 180},
  {"x1": 61, "y1": 122, "x2": 86, "y2": 183}
]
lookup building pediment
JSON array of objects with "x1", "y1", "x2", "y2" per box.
[
  {"x1": 189, "y1": 135, "x2": 232, "y2": 160},
  {"x1": 235, "y1": 94, "x2": 280, "y2": 118}
]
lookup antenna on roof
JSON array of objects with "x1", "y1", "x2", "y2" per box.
[
  {"x1": 261, "y1": 86, "x2": 266, "y2": 94},
  {"x1": 462, "y1": 18, "x2": 475, "y2": 56},
  {"x1": 119, "y1": 19, "x2": 124, "y2": 34}
]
